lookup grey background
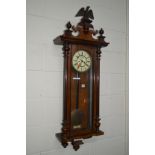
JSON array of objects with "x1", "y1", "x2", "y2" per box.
[{"x1": 26, "y1": 0, "x2": 129, "y2": 155}]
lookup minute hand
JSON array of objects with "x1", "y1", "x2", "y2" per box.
[{"x1": 81, "y1": 59, "x2": 89, "y2": 67}]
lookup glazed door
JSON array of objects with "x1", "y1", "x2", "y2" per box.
[{"x1": 70, "y1": 45, "x2": 94, "y2": 131}]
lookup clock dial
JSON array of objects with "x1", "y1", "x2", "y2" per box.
[{"x1": 72, "y1": 50, "x2": 91, "y2": 72}]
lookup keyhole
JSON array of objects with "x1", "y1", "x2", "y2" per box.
[
  {"x1": 81, "y1": 84, "x2": 85, "y2": 88},
  {"x1": 84, "y1": 98, "x2": 86, "y2": 104}
]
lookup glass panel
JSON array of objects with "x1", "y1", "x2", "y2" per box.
[
  {"x1": 88, "y1": 64, "x2": 93, "y2": 129},
  {"x1": 71, "y1": 63, "x2": 93, "y2": 130}
]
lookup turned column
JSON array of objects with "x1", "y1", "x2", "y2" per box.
[{"x1": 61, "y1": 41, "x2": 70, "y2": 147}]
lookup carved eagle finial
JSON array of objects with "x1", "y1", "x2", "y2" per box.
[
  {"x1": 75, "y1": 6, "x2": 94, "y2": 30},
  {"x1": 75, "y1": 6, "x2": 94, "y2": 20}
]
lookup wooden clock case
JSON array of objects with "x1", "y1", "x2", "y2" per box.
[{"x1": 53, "y1": 6, "x2": 109, "y2": 151}]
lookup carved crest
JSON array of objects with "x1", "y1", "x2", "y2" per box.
[
  {"x1": 75, "y1": 6, "x2": 94, "y2": 29},
  {"x1": 54, "y1": 6, "x2": 109, "y2": 48}
]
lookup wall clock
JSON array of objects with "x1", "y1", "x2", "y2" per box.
[{"x1": 53, "y1": 6, "x2": 109, "y2": 151}]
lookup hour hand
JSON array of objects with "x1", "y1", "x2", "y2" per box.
[
  {"x1": 83, "y1": 61, "x2": 89, "y2": 67},
  {"x1": 77, "y1": 62, "x2": 81, "y2": 68}
]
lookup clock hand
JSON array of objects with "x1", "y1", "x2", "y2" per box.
[
  {"x1": 77, "y1": 62, "x2": 81, "y2": 69},
  {"x1": 80, "y1": 59, "x2": 88, "y2": 67},
  {"x1": 83, "y1": 61, "x2": 89, "y2": 67}
]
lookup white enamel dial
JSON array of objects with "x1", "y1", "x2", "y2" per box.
[{"x1": 72, "y1": 50, "x2": 91, "y2": 72}]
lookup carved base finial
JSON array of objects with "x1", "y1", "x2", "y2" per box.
[
  {"x1": 61, "y1": 141, "x2": 68, "y2": 148},
  {"x1": 71, "y1": 139, "x2": 84, "y2": 151}
]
